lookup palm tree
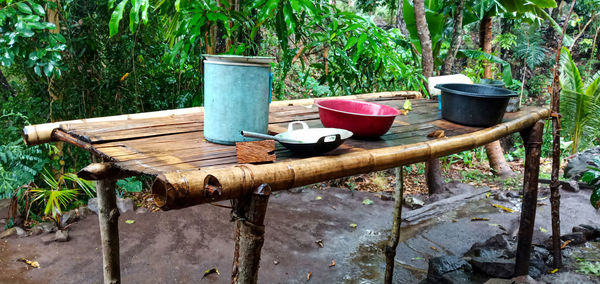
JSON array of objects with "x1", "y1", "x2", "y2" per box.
[{"x1": 560, "y1": 48, "x2": 600, "y2": 154}]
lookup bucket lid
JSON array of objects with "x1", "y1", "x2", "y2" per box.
[{"x1": 203, "y1": 55, "x2": 275, "y2": 67}]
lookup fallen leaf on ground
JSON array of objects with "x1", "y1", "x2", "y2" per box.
[
  {"x1": 18, "y1": 258, "x2": 39, "y2": 268},
  {"x1": 492, "y1": 204, "x2": 514, "y2": 213},
  {"x1": 315, "y1": 240, "x2": 324, "y2": 248},
  {"x1": 561, "y1": 240, "x2": 571, "y2": 249},
  {"x1": 427, "y1": 130, "x2": 446, "y2": 138},
  {"x1": 399, "y1": 109, "x2": 409, "y2": 115},
  {"x1": 329, "y1": 260, "x2": 336, "y2": 267},
  {"x1": 539, "y1": 227, "x2": 548, "y2": 233},
  {"x1": 430, "y1": 246, "x2": 438, "y2": 252},
  {"x1": 471, "y1": 217, "x2": 489, "y2": 221},
  {"x1": 549, "y1": 268, "x2": 559, "y2": 274},
  {"x1": 125, "y1": 220, "x2": 135, "y2": 224},
  {"x1": 315, "y1": 196, "x2": 322, "y2": 200},
  {"x1": 203, "y1": 268, "x2": 220, "y2": 278},
  {"x1": 349, "y1": 223, "x2": 357, "y2": 228},
  {"x1": 307, "y1": 272, "x2": 312, "y2": 281},
  {"x1": 362, "y1": 199, "x2": 374, "y2": 205},
  {"x1": 411, "y1": 256, "x2": 424, "y2": 260},
  {"x1": 486, "y1": 192, "x2": 491, "y2": 198}
]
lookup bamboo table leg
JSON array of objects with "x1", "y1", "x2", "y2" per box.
[
  {"x1": 231, "y1": 184, "x2": 271, "y2": 284},
  {"x1": 515, "y1": 120, "x2": 544, "y2": 276},
  {"x1": 384, "y1": 167, "x2": 404, "y2": 284},
  {"x1": 96, "y1": 178, "x2": 121, "y2": 284}
]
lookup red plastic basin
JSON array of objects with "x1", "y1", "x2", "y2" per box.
[{"x1": 315, "y1": 99, "x2": 399, "y2": 137}]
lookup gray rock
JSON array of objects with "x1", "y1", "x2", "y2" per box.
[
  {"x1": 573, "y1": 224, "x2": 600, "y2": 240},
  {"x1": 380, "y1": 191, "x2": 394, "y2": 201},
  {"x1": 117, "y1": 197, "x2": 135, "y2": 213},
  {"x1": 404, "y1": 196, "x2": 425, "y2": 209},
  {"x1": 540, "y1": 271, "x2": 600, "y2": 284},
  {"x1": 30, "y1": 225, "x2": 43, "y2": 236},
  {"x1": 78, "y1": 206, "x2": 92, "y2": 217},
  {"x1": 0, "y1": 218, "x2": 5, "y2": 225},
  {"x1": 529, "y1": 245, "x2": 549, "y2": 274},
  {"x1": 506, "y1": 191, "x2": 521, "y2": 198},
  {"x1": 559, "y1": 179, "x2": 579, "y2": 192},
  {"x1": 0, "y1": 227, "x2": 17, "y2": 239},
  {"x1": 560, "y1": 232, "x2": 587, "y2": 245},
  {"x1": 55, "y1": 230, "x2": 69, "y2": 242},
  {"x1": 506, "y1": 97, "x2": 520, "y2": 113},
  {"x1": 466, "y1": 234, "x2": 516, "y2": 259},
  {"x1": 494, "y1": 192, "x2": 510, "y2": 202},
  {"x1": 15, "y1": 226, "x2": 25, "y2": 237},
  {"x1": 528, "y1": 265, "x2": 542, "y2": 279},
  {"x1": 88, "y1": 198, "x2": 98, "y2": 214},
  {"x1": 136, "y1": 207, "x2": 148, "y2": 214},
  {"x1": 512, "y1": 275, "x2": 543, "y2": 284},
  {"x1": 483, "y1": 279, "x2": 513, "y2": 284},
  {"x1": 439, "y1": 269, "x2": 478, "y2": 284},
  {"x1": 564, "y1": 147, "x2": 600, "y2": 180},
  {"x1": 471, "y1": 256, "x2": 515, "y2": 278},
  {"x1": 40, "y1": 222, "x2": 57, "y2": 234},
  {"x1": 427, "y1": 255, "x2": 472, "y2": 283}
]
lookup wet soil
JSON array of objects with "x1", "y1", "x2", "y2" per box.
[{"x1": 1, "y1": 186, "x2": 599, "y2": 283}]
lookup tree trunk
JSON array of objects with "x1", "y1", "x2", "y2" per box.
[
  {"x1": 414, "y1": 0, "x2": 442, "y2": 193},
  {"x1": 441, "y1": 0, "x2": 464, "y2": 75},
  {"x1": 384, "y1": 167, "x2": 404, "y2": 284},
  {"x1": 515, "y1": 121, "x2": 544, "y2": 276},
  {"x1": 396, "y1": 0, "x2": 409, "y2": 36},
  {"x1": 414, "y1": 0, "x2": 433, "y2": 79},
  {"x1": 479, "y1": 15, "x2": 493, "y2": 78},
  {"x1": 231, "y1": 184, "x2": 271, "y2": 284},
  {"x1": 479, "y1": 14, "x2": 514, "y2": 178},
  {"x1": 0, "y1": 69, "x2": 15, "y2": 95},
  {"x1": 96, "y1": 178, "x2": 121, "y2": 284}
]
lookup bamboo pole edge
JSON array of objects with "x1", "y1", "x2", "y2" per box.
[{"x1": 153, "y1": 107, "x2": 550, "y2": 209}]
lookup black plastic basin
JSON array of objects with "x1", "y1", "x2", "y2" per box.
[{"x1": 434, "y1": 83, "x2": 517, "y2": 127}]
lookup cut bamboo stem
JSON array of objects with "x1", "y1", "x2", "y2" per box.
[
  {"x1": 384, "y1": 167, "x2": 404, "y2": 284},
  {"x1": 152, "y1": 107, "x2": 549, "y2": 208},
  {"x1": 515, "y1": 120, "x2": 544, "y2": 276},
  {"x1": 231, "y1": 184, "x2": 271, "y2": 284},
  {"x1": 96, "y1": 178, "x2": 121, "y2": 284},
  {"x1": 22, "y1": 91, "x2": 420, "y2": 146}
]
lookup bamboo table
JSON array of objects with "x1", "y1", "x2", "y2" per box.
[{"x1": 23, "y1": 91, "x2": 549, "y2": 283}]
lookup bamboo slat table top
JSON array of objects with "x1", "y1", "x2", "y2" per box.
[{"x1": 51, "y1": 94, "x2": 548, "y2": 177}]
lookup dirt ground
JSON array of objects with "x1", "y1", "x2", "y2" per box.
[{"x1": 1, "y1": 182, "x2": 599, "y2": 283}]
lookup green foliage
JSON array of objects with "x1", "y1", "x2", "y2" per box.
[
  {"x1": 457, "y1": 49, "x2": 513, "y2": 85},
  {"x1": 0, "y1": 140, "x2": 46, "y2": 199},
  {"x1": 30, "y1": 169, "x2": 96, "y2": 225},
  {"x1": 0, "y1": 0, "x2": 66, "y2": 77},
  {"x1": 559, "y1": 48, "x2": 600, "y2": 153},
  {"x1": 492, "y1": 33, "x2": 517, "y2": 50},
  {"x1": 579, "y1": 157, "x2": 600, "y2": 209},
  {"x1": 577, "y1": 260, "x2": 600, "y2": 276},
  {"x1": 513, "y1": 27, "x2": 548, "y2": 69},
  {"x1": 116, "y1": 176, "x2": 142, "y2": 196}
]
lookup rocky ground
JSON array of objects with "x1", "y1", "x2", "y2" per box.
[{"x1": 1, "y1": 179, "x2": 599, "y2": 283}]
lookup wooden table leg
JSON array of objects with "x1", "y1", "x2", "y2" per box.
[
  {"x1": 515, "y1": 120, "x2": 544, "y2": 276},
  {"x1": 96, "y1": 178, "x2": 121, "y2": 284},
  {"x1": 231, "y1": 184, "x2": 271, "y2": 284},
  {"x1": 384, "y1": 167, "x2": 404, "y2": 284}
]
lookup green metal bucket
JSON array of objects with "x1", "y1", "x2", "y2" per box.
[{"x1": 203, "y1": 55, "x2": 275, "y2": 145}]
